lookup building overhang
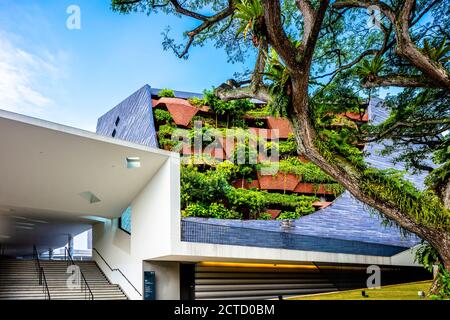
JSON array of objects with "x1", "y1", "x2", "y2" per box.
[{"x1": 0, "y1": 109, "x2": 177, "y2": 223}]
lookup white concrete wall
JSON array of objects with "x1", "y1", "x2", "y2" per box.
[
  {"x1": 390, "y1": 246, "x2": 420, "y2": 267},
  {"x1": 143, "y1": 261, "x2": 180, "y2": 300},
  {"x1": 92, "y1": 155, "x2": 181, "y2": 300}
]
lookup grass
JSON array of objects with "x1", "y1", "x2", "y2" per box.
[{"x1": 290, "y1": 281, "x2": 433, "y2": 300}]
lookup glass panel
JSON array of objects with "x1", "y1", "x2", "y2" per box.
[{"x1": 120, "y1": 206, "x2": 131, "y2": 233}]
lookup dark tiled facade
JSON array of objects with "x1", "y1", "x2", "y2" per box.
[{"x1": 97, "y1": 85, "x2": 158, "y2": 148}]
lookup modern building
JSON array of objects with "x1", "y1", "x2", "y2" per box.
[{"x1": 0, "y1": 84, "x2": 431, "y2": 300}]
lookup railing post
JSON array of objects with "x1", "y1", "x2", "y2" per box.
[{"x1": 39, "y1": 267, "x2": 43, "y2": 285}]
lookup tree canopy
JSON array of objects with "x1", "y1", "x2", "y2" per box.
[{"x1": 111, "y1": 0, "x2": 450, "y2": 294}]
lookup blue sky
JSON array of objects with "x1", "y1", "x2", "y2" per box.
[{"x1": 0, "y1": 0, "x2": 249, "y2": 130}]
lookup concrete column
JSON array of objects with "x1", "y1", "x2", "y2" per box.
[{"x1": 143, "y1": 261, "x2": 180, "y2": 300}]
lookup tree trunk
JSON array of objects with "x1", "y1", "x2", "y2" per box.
[
  {"x1": 429, "y1": 234, "x2": 450, "y2": 296},
  {"x1": 288, "y1": 72, "x2": 450, "y2": 287}
]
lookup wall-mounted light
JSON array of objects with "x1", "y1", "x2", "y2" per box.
[{"x1": 126, "y1": 157, "x2": 141, "y2": 169}]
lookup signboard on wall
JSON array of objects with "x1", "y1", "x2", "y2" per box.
[{"x1": 143, "y1": 271, "x2": 156, "y2": 300}]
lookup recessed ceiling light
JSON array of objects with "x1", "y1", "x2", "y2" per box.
[
  {"x1": 79, "y1": 191, "x2": 101, "y2": 204},
  {"x1": 126, "y1": 157, "x2": 141, "y2": 169}
]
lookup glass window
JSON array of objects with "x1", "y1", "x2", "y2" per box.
[{"x1": 119, "y1": 206, "x2": 131, "y2": 234}]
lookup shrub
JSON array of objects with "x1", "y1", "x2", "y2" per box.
[
  {"x1": 278, "y1": 135, "x2": 298, "y2": 156},
  {"x1": 277, "y1": 158, "x2": 337, "y2": 183},
  {"x1": 277, "y1": 211, "x2": 300, "y2": 220},
  {"x1": 180, "y1": 166, "x2": 232, "y2": 208},
  {"x1": 208, "y1": 203, "x2": 242, "y2": 219},
  {"x1": 264, "y1": 192, "x2": 317, "y2": 213},
  {"x1": 258, "y1": 213, "x2": 273, "y2": 220},
  {"x1": 188, "y1": 96, "x2": 205, "y2": 107},
  {"x1": 227, "y1": 187, "x2": 268, "y2": 218},
  {"x1": 154, "y1": 109, "x2": 173, "y2": 124},
  {"x1": 158, "y1": 124, "x2": 174, "y2": 137},
  {"x1": 183, "y1": 203, "x2": 242, "y2": 219},
  {"x1": 245, "y1": 105, "x2": 271, "y2": 118},
  {"x1": 215, "y1": 161, "x2": 239, "y2": 181},
  {"x1": 276, "y1": 205, "x2": 312, "y2": 220},
  {"x1": 158, "y1": 124, "x2": 177, "y2": 150},
  {"x1": 158, "y1": 88, "x2": 175, "y2": 98},
  {"x1": 184, "y1": 203, "x2": 209, "y2": 217}
]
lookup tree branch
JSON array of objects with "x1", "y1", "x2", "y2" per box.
[
  {"x1": 312, "y1": 49, "x2": 378, "y2": 80},
  {"x1": 362, "y1": 74, "x2": 440, "y2": 88},
  {"x1": 367, "y1": 118, "x2": 450, "y2": 142},
  {"x1": 262, "y1": 0, "x2": 299, "y2": 70},
  {"x1": 215, "y1": 84, "x2": 271, "y2": 102},
  {"x1": 296, "y1": 0, "x2": 316, "y2": 45},
  {"x1": 302, "y1": 0, "x2": 331, "y2": 64},
  {"x1": 163, "y1": 0, "x2": 235, "y2": 58},
  {"x1": 334, "y1": 0, "x2": 450, "y2": 89}
]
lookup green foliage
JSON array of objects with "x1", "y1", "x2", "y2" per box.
[
  {"x1": 157, "y1": 88, "x2": 175, "y2": 98},
  {"x1": 264, "y1": 192, "x2": 317, "y2": 214},
  {"x1": 258, "y1": 157, "x2": 338, "y2": 184},
  {"x1": 227, "y1": 187, "x2": 268, "y2": 218},
  {"x1": 245, "y1": 105, "x2": 271, "y2": 118},
  {"x1": 187, "y1": 96, "x2": 205, "y2": 107},
  {"x1": 154, "y1": 109, "x2": 173, "y2": 124},
  {"x1": 278, "y1": 135, "x2": 298, "y2": 156},
  {"x1": 361, "y1": 168, "x2": 450, "y2": 231},
  {"x1": 265, "y1": 49, "x2": 292, "y2": 117},
  {"x1": 180, "y1": 165, "x2": 232, "y2": 208},
  {"x1": 415, "y1": 242, "x2": 450, "y2": 300},
  {"x1": 430, "y1": 265, "x2": 450, "y2": 300},
  {"x1": 415, "y1": 242, "x2": 440, "y2": 273},
  {"x1": 310, "y1": 83, "x2": 367, "y2": 170},
  {"x1": 315, "y1": 129, "x2": 366, "y2": 169},
  {"x1": 235, "y1": 0, "x2": 264, "y2": 43},
  {"x1": 426, "y1": 160, "x2": 450, "y2": 196},
  {"x1": 158, "y1": 124, "x2": 177, "y2": 149},
  {"x1": 184, "y1": 203, "x2": 242, "y2": 219},
  {"x1": 357, "y1": 56, "x2": 385, "y2": 82},
  {"x1": 184, "y1": 203, "x2": 209, "y2": 217},
  {"x1": 203, "y1": 90, "x2": 255, "y2": 127},
  {"x1": 322, "y1": 183, "x2": 345, "y2": 195},
  {"x1": 258, "y1": 212, "x2": 273, "y2": 220},
  {"x1": 277, "y1": 210, "x2": 302, "y2": 220},
  {"x1": 204, "y1": 90, "x2": 254, "y2": 117},
  {"x1": 422, "y1": 38, "x2": 450, "y2": 64}
]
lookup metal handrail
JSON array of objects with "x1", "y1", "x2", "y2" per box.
[
  {"x1": 65, "y1": 247, "x2": 94, "y2": 300},
  {"x1": 92, "y1": 248, "x2": 142, "y2": 297},
  {"x1": 32, "y1": 246, "x2": 51, "y2": 300}
]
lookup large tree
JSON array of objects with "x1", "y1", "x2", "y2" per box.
[{"x1": 112, "y1": 0, "x2": 450, "y2": 292}]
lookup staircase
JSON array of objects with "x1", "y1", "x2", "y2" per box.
[{"x1": 0, "y1": 259, "x2": 128, "y2": 300}]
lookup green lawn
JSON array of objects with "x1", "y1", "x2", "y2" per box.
[{"x1": 290, "y1": 281, "x2": 433, "y2": 300}]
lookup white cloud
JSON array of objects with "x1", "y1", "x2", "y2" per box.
[{"x1": 0, "y1": 32, "x2": 62, "y2": 114}]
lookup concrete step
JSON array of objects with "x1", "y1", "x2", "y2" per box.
[{"x1": 0, "y1": 259, "x2": 127, "y2": 300}]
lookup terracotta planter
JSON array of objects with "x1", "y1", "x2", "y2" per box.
[
  {"x1": 232, "y1": 179, "x2": 260, "y2": 190},
  {"x1": 312, "y1": 201, "x2": 333, "y2": 209},
  {"x1": 266, "y1": 117, "x2": 294, "y2": 139},
  {"x1": 257, "y1": 172, "x2": 300, "y2": 191},
  {"x1": 265, "y1": 209, "x2": 281, "y2": 219},
  {"x1": 294, "y1": 183, "x2": 335, "y2": 195},
  {"x1": 154, "y1": 97, "x2": 199, "y2": 127}
]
